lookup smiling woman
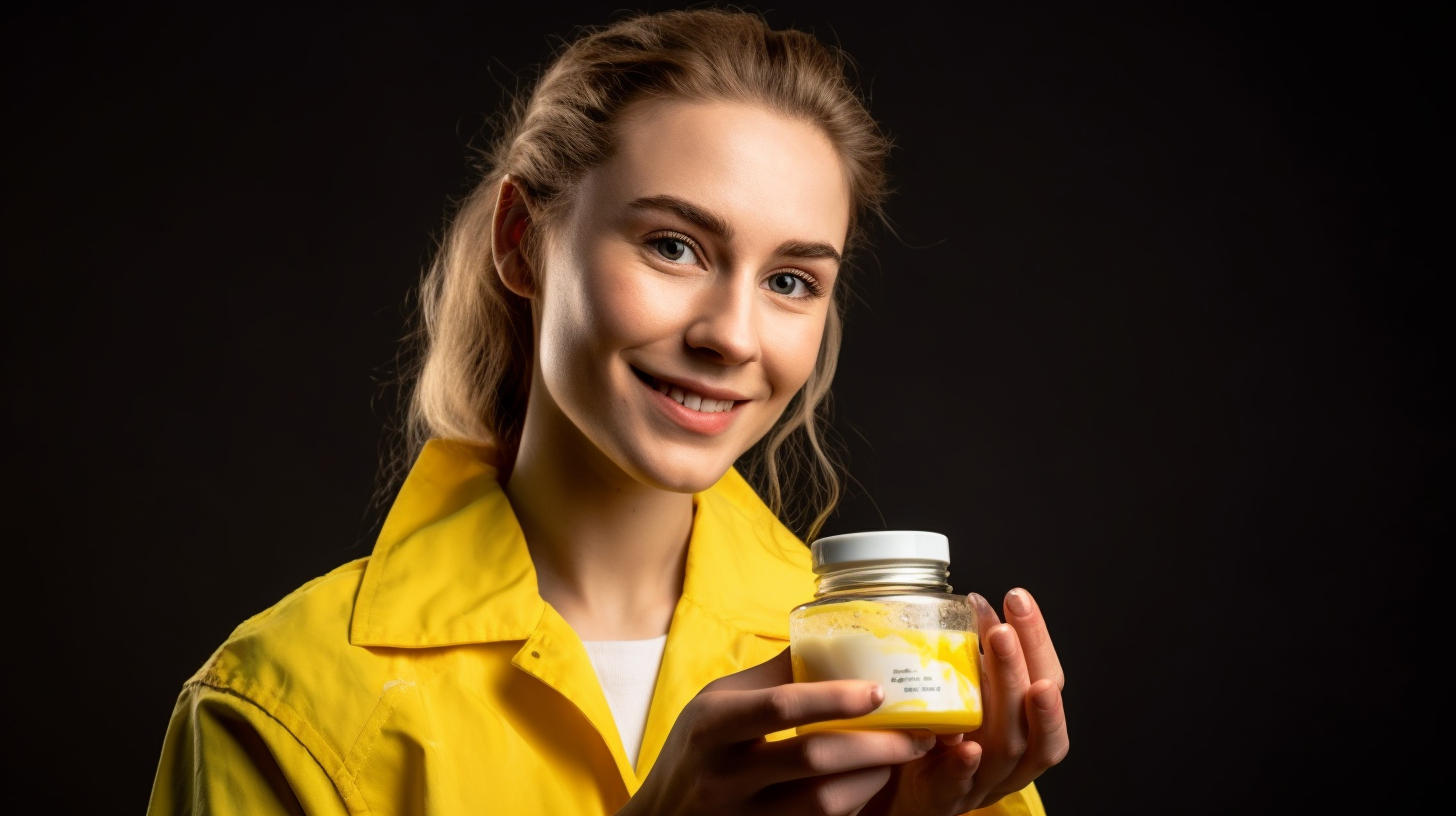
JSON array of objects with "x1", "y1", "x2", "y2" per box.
[
  {"x1": 514, "y1": 101, "x2": 848, "y2": 497},
  {"x1": 146, "y1": 8, "x2": 1067, "y2": 816}
]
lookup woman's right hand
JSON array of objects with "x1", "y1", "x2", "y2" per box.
[{"x1": 619, "y1": 649, "x2": 937, "y2": 816}]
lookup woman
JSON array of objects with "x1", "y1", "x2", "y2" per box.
[{"x1": 147, "y1": 8, "x2": 1068, "y2": 815}]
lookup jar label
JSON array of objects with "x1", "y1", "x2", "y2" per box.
[{"x1": 792, "y1": 630, "x2": 981, "y2": 715}]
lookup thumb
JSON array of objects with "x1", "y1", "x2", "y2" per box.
[{"x1": 701, "y1": 647, "x2": 794, "y2": 693}]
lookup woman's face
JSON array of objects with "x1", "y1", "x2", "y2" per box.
[{"x1": 528, "y1": 99, "x2": 851, "y2": 493}]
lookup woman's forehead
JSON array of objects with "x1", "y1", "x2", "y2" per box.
[{"x1": 586, "y1": 99, "x2": 852, "y2": 253}]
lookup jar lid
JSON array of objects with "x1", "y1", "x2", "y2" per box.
[{"x1": 809, "y1": 530, "x2": 950, "y2": 574}]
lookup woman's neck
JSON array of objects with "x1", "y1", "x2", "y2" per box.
[{"x1": 504, "y1": 405, "x2": 692, "y2": 641}]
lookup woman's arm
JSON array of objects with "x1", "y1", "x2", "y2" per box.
[{"x1": 147, "y1": 684, "x2": 351, "y2": 816}]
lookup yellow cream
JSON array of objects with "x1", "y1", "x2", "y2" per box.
[{"x1": 790, "y1": 600, "x2": 982, "y2": 735}]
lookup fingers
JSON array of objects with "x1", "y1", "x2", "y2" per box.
[
  {"x1": 973, "y1": 679, "x2": 1070, "y2": 807},
  {"x1": 754, "y1": 766, "x2": 893, "y2": 816},
  {"x1": 701, "y1": 647, "x2": 796, "y2": 693},
  {"x1": 690, "y1": 680, "x2": 885, "y2": 745},
  {"x1": 968, "y1": 591, "x2": 1003, "y2": 646},
  {"x1": 1003, "y1": 588, "x2": 1065, "y2": 691},
  {"x1": 912, "y1": 739, "x2": 984, "y2": 814},
  {"x1": 743, "y1": 729, "x2": 936, "y2": 787},
  {"x1": 694, "y1": 649, "x2": 881, "y2": 744},
  {"x1": 956, "y1": 592, "x2": 1069, "y2": 810},
  {"x1": 973, "y1": 621, "x2": 1032, "y2": 785},
  {"x1": 1025, "y1": 678, "x2": 1070, "y2": 769}
]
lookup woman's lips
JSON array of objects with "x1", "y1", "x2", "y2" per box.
[
  {"x1": 632, "y1": 367, "x2": 746, "y2": 434},
  {"x1": 648, "y1": 379, "x2": 736, "y2": 413}
]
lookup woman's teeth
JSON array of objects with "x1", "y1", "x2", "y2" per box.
[{"x1": 653, "y1": 380, "x2": 734, "y2": 413}]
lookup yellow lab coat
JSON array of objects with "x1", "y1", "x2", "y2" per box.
[{"x1": 147, "y1": 439, "x2": 1045, "y2": 815}]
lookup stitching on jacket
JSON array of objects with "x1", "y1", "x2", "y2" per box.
[
  {"x1": 340, "y1": 649, "x2": 452, "y2": 778},
  {"x1": 192, "y1": 672, "x2": 370, "y2": 815}
]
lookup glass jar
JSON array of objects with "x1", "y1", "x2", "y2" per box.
[{"x1": 790, "y1": 530, "x2": 982, "y2": 734}]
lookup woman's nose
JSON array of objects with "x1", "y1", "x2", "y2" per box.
[{"x1": 683, "y1": 277, "x2": 760, "y2": 365}]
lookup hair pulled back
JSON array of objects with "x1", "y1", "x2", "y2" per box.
[{"x1": 405, "y1": 8, "x2": 890, "y2": 540}]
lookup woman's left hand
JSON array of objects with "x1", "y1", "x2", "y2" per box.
[{"x1": 861, "y1": 587, "x2": 1069, "y2": 815}]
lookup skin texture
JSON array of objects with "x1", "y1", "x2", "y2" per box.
[{"x1": 492, "y1": 100, "x2": 1069, "y2": 813}]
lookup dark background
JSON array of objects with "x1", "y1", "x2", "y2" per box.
[{"x1": 8, "y1": 2, "x2": 1443, "y2": 813}]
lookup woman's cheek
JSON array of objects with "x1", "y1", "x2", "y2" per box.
[
  {"x1": 602, "y1": 279, "x2": 680, "y2": 343},
  {"x1": 761, "y1": 311, "x2": 826, "y2": 396},
  {"x1": 578, "y1": 250, "x2": 679, "y2": 341}
]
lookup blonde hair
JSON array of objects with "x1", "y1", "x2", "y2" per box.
[{"x1": 398, "y1": 8, "x2": 890, "y2": 541}]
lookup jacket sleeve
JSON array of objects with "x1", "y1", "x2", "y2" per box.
[{"x1": 147, "y1": 682, "x2": 351, "y2": 816}]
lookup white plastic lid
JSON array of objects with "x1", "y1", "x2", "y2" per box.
[{"x1": 809, "y1": 530, "x2": 950, "y2": 574}]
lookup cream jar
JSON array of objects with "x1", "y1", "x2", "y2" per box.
[{"x1": 789, "y1": 530, "x2": 982, "y2": 734}]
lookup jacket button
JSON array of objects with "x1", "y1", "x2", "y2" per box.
[{"x1": 530, "y1": 651, "x2": 540, "y2": 658}]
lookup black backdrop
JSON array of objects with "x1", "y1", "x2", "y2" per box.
[{"x1": 8, "y1": 2, "x2": 1443, "y2": 813}]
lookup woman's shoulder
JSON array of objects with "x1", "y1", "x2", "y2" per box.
[
  {"x1": 210, "y1": 558, "x2": 370, "y2": 658},
  {"x1": 180, "y1": 557, "x2": 392, "y2": 737},
  {"x1": 155, "y1": 559, "x2": 396, "y2": 812}
]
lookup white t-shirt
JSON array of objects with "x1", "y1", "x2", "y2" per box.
[{"x1": 582, "y1": 635, "x2": 668, "y2": 770}]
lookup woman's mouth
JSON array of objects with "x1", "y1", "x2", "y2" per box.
[{"x1": 631, "y1": 367, "x2": 740, "y2": 414}]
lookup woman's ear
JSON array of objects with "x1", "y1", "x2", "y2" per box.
[{"x1": 492, "y1": 176, "x2": 537, "y2": 297}]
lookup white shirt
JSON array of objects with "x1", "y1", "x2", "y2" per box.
[{"x1": 581, "y1": 635, "x2": 669, "y2": 770}]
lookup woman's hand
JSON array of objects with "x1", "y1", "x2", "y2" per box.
[
  {"x1": 861, "y1": 587, "x2": 1069, "y2": 815},
  {"x1": 620, "y1": 650, "x2": 935, "y2": 816}
]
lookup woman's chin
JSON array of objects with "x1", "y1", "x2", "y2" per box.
[{"x1": 618, "y1": 444, "x2": 740, "y2": 495}]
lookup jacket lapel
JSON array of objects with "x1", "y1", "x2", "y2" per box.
[
  {"x1": 634, "y1": 477, "x2": 817, "y2": 780},
  {"x1": 511, "y1": 605, "x2": 638, "y2": 795},
  {"x1": 351, "y1": 441, "x2": 817, "y2": 795}
]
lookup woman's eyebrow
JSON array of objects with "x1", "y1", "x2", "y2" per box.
[
  {"x1": 629, "y1": 195, "x2": 733, "y2": 240},
  {"x1": 628, "y1": 194, "x2": 842, "y2": 265},
  {"x1": 774, "y1": 239, "x2": 842, "y2": 265}
]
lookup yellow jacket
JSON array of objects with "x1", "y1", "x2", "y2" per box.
[{"x1": 148, "y1": 439, "x2": 1046, "y2": 815}]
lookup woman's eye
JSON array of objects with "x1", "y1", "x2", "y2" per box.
[
  {"x1": 766, "y1": 272, "x2": 808, "y2": 297},
  {"x1": 653, "y1": 237, "x2": 698, "y2": 265}
]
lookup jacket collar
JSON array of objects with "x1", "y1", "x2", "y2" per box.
[{"x1": 350, "y1": 439, "x2": 815, "y2": 648}]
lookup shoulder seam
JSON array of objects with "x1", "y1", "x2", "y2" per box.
[{"x1": 189, "y1": 673, "x2": 370, "y2": 814}]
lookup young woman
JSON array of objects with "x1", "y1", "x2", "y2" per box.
[{"x1": 147, "y1": 9, "x2": 1068, "y2": 815}]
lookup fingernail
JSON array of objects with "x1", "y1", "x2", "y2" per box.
[
  {"x1": 969, "y1": 592, "x2": 1000, "y2": 624},
  {"x1": 914, "y1": 731, "x2": 936, "y2": 752},
  {"x1": 991, "y1": 628, "x2": 1017, "y2": 658},
  {"x1": 1006, "y1": 589, "x2": 1030, "y2": 617},
  {"x1": 869, "y1": 684, "x2": 884, "y2": 705}
]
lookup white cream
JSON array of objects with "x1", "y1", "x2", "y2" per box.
[{"x1": 793, "y1": 631, "x2": 980, "y2": 714}]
